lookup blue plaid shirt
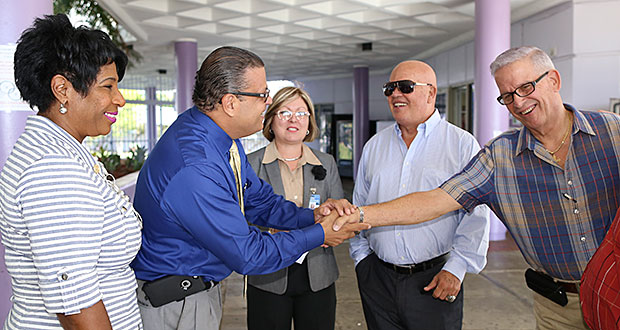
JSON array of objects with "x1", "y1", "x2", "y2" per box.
[{"x1": 441, "y1": 105, "x2": 620, "y2": 280}]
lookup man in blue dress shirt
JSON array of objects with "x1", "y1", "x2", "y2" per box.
[
  {"x1": 130, "y1": 46, "x2": 367, "y2": 330},
  {"x1": 349, "y1": 60, "x2": 490, "y2": 330}
]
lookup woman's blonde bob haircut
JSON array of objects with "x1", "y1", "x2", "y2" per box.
[{"x1": 262, "y1": 86, "x2": 319, "y2": 142}]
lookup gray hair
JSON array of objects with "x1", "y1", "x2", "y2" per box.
[{"x1": 490, "y1": 46, "x2": 555, "y2": 76}]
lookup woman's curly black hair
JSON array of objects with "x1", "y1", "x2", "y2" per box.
[{"x1": 14, "y1": 14, "x2": 128, "y2": 113}]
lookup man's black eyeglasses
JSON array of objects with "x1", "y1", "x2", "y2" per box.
[
  {"x1": 496, "y1": 71, "x2": 549, "y2": 105},
  {"x1": 230, "y1": 89, "x2": 270, "y2": 103},
  {"x1": 382, "y1": 80, "x2": 433, "y2": 97}
]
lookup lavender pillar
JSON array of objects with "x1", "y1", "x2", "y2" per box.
[
  {"x1": 475, "y1": 0, "x2": 510, "y2": 240},
  {"x1": 174, "y1": 39, "x2": 197, "y2": 114},
  {"x1": 0, "y1": 0, "x2": 53, "y2": 321},
  {"x1": 353, "y1": 66, "x2": 369, "y2": 179}
]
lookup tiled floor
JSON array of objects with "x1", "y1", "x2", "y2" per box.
[
  {"x1": 220, "y1": 178, "x2": 537, "y2": 329},
  {"x1": 219, "y1": 238, "x2": 535, "y2": 330}
]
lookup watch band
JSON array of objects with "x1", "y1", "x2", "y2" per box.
[{"x1": 358, "y1": 206, "x2": 364, "y2": 223}]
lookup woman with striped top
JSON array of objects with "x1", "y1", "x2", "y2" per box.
[{"x1": 0, "y1": 14, "x2": 142, "y2": 329}]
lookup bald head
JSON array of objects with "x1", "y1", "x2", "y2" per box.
[
  {"x1": 386, "y1": 60, "x2": 437, "y2": 130},
  {"x1": 390, "y1": 61, "x2": 437, "y2": 88}
]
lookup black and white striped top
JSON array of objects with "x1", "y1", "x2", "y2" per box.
[{"x1": 0, "y1": 116, "x2": 143, "y2": 329}]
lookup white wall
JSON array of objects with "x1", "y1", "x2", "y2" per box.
[
  {"x1": 571, "y1": 0, "x2": 620, "y2": 110},
  {"x1": 425, "y1": 42, "x2": 475, "y2": 88},
  {"x1": 296, "y1": 0, "x2": 620, "y2": 115},
  {"x1": 300, "y1": 72, "x2": 392, "y2": 121}
]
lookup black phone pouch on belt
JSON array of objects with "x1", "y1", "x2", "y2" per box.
[
  {"x1": 524, "y1": 268, "x2": 568, "y2": 306},
  {"x1": 142, "y1": 275, "x2": 209, "y2": 307}
]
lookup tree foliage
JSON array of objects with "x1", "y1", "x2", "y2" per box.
[{"x1": 53, "y1": 0, "x2": 142, "y2": 66}]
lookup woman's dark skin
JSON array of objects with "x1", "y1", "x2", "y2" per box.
[
  {"x1": 57, "y1": 300, "x2": 112, "y2": 330},
  {"x1": 46, "y1": 64, "x2": 124, "y2": 330}
]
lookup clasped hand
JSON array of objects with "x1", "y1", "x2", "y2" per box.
[
  {"x1": 313, "y1": 198, "x2": 357, "y2": 220},
  {"x1": 313, "y1": 199, "x2": 370, "y2": 247}
]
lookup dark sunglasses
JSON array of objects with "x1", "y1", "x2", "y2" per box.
[{"x1": 382, "y1": 80, "x2": 433, "y2": 97}]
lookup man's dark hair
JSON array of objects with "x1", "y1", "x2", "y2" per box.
[
  {"x1": 14, "y1": 14, "x2": 128, "y2": 113},
  {"x1": 192, "y1": 46, "x2": 264, "y2": 112}
]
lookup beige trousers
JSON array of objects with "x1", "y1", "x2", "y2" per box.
[{"x1": 533, "y1": 291, "x2": 590, "y2": 330}]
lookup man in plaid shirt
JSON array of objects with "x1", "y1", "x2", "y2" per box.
[{"x1": 335, "y1": 46, "x2": 620, "y2": 329}]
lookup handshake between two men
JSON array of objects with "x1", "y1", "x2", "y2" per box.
[{"x1": 308, "y1": 198, "x2": 370, "y2": 247}]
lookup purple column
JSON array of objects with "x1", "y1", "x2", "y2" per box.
[
  {"x1": 174, "y1": 39, "x2": 197, "y2": 114},
  {"x1": 0, "y1": 0, "x2": 52, "y2": 320},
  {"x1": 475, "y1": 0, "x2": 510, "y2": 240},
  {"x1": 353, "y1": 66, "x2": 369, "y2": 179}
]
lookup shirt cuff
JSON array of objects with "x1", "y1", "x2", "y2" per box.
[
  {"x1": 442, "y1": 256, "x2": 468, "y2": 283},
  {"x1": 299, "y1": 223, "x2": 325, "y2": 252},
  {"x1": 298, "y1": 208, "x2": 315, "y2": 227},
  {"x1": 349, "y1": 235, "x2": 372, "y2": 266},
  {"x1": 40, "y1": 268, "x2": 102, "y2": 315},
  {"x1": 353, "y1": 250, "x2": 372, "y2": 266}
]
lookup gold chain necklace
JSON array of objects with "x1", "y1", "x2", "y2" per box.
[{"x1": 545, "y1": 116, "x2": 572, "y2": 162}]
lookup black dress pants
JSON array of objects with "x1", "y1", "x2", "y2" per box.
[
  {"x1": 247, "y1": 260, "x2": 336, "y2": 330},
  {"x1": 355, "y1": 253, "x2": 463, "y2": 330}
]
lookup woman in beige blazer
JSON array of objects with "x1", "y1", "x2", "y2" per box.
[{"x1": 246, "y1": 87, "x2": 343, "y2": 330}]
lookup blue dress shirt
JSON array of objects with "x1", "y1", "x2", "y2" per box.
[
  {"x1": 349, "y1": 110, "x2": 490, "y2": 281},
  {"x1": 131, "y1": 107, "x2": 325, "y2": 282}
]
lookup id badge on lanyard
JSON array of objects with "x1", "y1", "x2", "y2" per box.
[{"x1": 308, "y1": 187, "x2": 320, "y2": 209}]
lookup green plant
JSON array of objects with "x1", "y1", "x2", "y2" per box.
[
  {"x1": 53, "y1": 0, "x2": 142, "y2": 67},
  {"x1": 127, "y1": 145, "x2": 147, "y2": 171},
  {"x1": 93, "y1": 146, "x2": 121, "y2": 174}
]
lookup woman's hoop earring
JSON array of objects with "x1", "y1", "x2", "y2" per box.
[
  {"x1": 59, "y1": 102, "x2": 68, "y2": 114},
  {"x1": 306, "y1": 130, "x2": 310, "y2": 136}
]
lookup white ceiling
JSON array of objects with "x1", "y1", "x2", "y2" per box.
[{"x1": 97, "y1": 0, "x2": 568, "y2": 81}]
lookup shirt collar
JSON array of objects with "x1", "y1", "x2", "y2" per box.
[
  {"x1": 25, "y1": 115, "x2": 98, "y2": 168},
  {"x1": 262, "y1": 142, "x2": 322, "y2": 166},
  {"x1": 189, "y1": 106, "x2": 237, "y2": 154},
  {"x1": 515, "y1": 103, "x2": 590, "y2": 156},
  {"x1": 393, "y1": 108, "x2": 441, "y2": 139}
]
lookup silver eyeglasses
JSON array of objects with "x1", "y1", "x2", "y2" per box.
[{"x1": 277, "y1": 109, "x2": 310, "y2": 121}]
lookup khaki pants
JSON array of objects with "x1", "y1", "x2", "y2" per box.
[{"x1": 533, "y1": 291, "x2": 590, "y2": 330}]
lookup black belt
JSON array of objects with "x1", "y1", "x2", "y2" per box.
[
  {"x1": 379, "y1": 253, "x2": 449, "y2": 275},
  {"x1": 204, "y1": 279, "x2": 219, "y2": 290},
  {"x1": 556, "y1": 280, "x2": 579, "y2": 294}
]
